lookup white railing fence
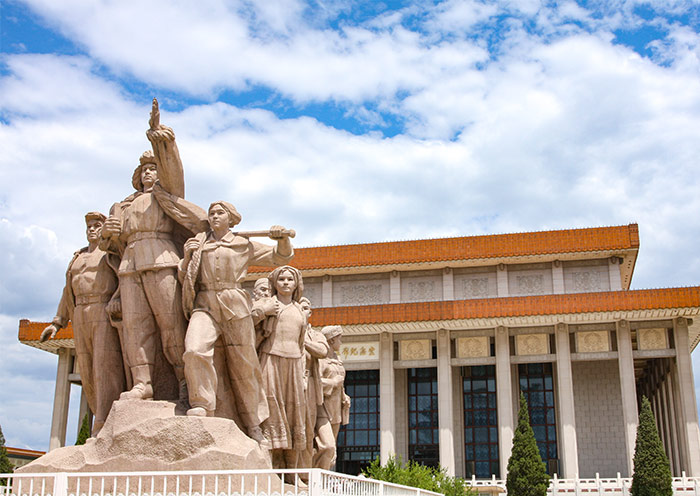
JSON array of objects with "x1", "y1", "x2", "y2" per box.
[
  {"x1": 0, "y1": 469, "x2": 441, "y2": 496},
  {"x1": 465, "y1": 472, "x2": 700, "y2": 495},
  {"x1": 1, "y1": 471, "x2": 699, "y2": 496}
]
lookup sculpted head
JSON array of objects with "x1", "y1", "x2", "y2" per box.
[
  {"x1": 208, "y1": 201, "x2": 242, "y2": 230},
  {"x1": 84, "y1": 211, "x2": 106, "y2": 244},
  {"x1": 253, "y1": 278, "x2": 271, "y2": 300},
  {"x1": 132, "y1": 151, "x2": 158, "y2": 192},
  {"x1": 268, "y1": 265, "x2": 304, "y2": 302},
  {"x1": 322, "y1": 325, "x2": 343, "y2": 351},
  {"x1": 299, "y1": 296, "x2": 312, "y2": 320}
]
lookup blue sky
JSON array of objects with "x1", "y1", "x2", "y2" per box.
[{"x1": 2, "y1": 0, "x2": 700, "y2": 453}]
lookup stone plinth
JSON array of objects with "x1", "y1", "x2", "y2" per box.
[{"x1": 18, "y1": 400, "x2": 272, "y2": 474}]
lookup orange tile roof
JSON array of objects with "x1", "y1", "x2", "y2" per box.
[
  {"x1": 308, "y1": 287, "x2": 700, "y2": 326},
  {"x1": 20, "y1": 286, "x2": 699, "y2": 341},
  {"x1": 6, "y1": 447, "x2": 45, "y2": 458},
  {"x1": 249, "y1": 224, "x2": 639, "y2": 273}
]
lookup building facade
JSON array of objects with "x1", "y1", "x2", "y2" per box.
[{"x1": 19, "y1": 224, "x2": 700, "y2": 479}]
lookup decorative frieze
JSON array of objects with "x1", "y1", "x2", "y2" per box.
[
  {"x1": 340, "y1": 342, "x2": 380, "y2": 362},
  {"x1": 564, "y1": 263, "x2": 611, "y2": 293},
  {"x1": 576, "y1": 330, "x2": 610, "y2": 353},
  {"x1": 637, "y1": 328, "x2": 669, "y2": 350},
  {"x1": 399, "y1": 339, "x2": 432, "y2": 360},
  {"x1": 516, "y1": 274, "x2": 544, "y2": 295},
  {"x1": 515, "y1": 333, "x2": 550, "y2": 356},
  {"x1": 456, "y1": 336, "x2": 490, "y2": 358},
  {"x1": 401, "y1": 273, "x2": 442, "y2": 302}
]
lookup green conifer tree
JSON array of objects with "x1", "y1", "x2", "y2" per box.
[
  {"x1": 75, "y1": 413, "x2": 92, "y2": 446},
  {"x1": 631, "y1": 396, "x2": 672, "y2": 496},
  {"x1": 0, "y1": 423, "x2": 15, "y2": 484},
  {"x1": 506, "y1": 392, "x2": 550, "y2": 496}
]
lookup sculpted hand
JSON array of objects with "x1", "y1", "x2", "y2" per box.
[
  {"x1": 106, "y1": 297, "x2": 122, "y2": 319},
  {"x1": 258, "y1": 297, "x2": 279, "y2": 316},
  {"x1": 268, "y1": 225, "x2": 285, "y2": 240},
  {"x1": 40, "y1": 324, "x2": 60, "y2": 342},
  {"x1": 184, "y1": 238, "x2": 199, "y2": 260},
  {"x1": 101, "y1": 216, "x2": 121, "y2": 238}
]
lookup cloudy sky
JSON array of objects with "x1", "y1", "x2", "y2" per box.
[{"x1": 2, "y1": 0, "x2": 700, "y2": 452}]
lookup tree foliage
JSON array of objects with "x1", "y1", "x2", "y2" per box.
[
  {"x1": 0, "y1": 423, "x2": 15, "y2": 484},
  {"x1": 363, "y1": 456, "x2": 473, "y2": 496},
  {"x1": 631, "y1": 396, "x2": 672, "y2": 496},
  {"x1": 506, "y1": 392, "x2": 550, "y2": 496},
  {"x1": 75, "y1": 413, "x2": 91, "y2": 446}
]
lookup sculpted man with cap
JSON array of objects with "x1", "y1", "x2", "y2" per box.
[
  {"x1": 41, "y1": 212, "x2": 125, "y2": 435},
  {"x1": 180, "y1": 200, "x2": 293, "y2": 442},
  {"x1": 100, "y1": 99, "x2": 207, "y2": 404}
]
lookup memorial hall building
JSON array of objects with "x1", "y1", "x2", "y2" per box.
[{"x1": 18, "y1": 223, "x2": 700, "y2": 480}]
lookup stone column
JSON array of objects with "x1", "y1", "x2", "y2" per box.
[
  {"x1": 379, "y1": 332, "x2": 396, "y2": 463},
  {"x1": 437, "y1": 329, "x2": 455, "y2": 475},
  {"x1": 672, "y1": 318, "x2": 700, "y2": 475},
  {"x1": 608, "y1": 257, "x2": 622, "y2": 291},
  {"x1": 495, "y1": 326, "x2": 514, "y2": 478},
  {"x1": 497, "y1": 264, "x2": 508, "y2": 297},
  {"x1": 390, "y1": 271, "x2": 401, "y2": 303},
  {"x1": 659, "y1": 364, "x2": 679, "y2": 475},
  {"x1": 322, "y1": 275, "x2": 332, "y2": 307},
  {"x1": 555, "y1": 323, "x2": 578, "y2": 478},
  {"x1": 49, "y1": 348, "x2": 72, "y2": 451},
  {"x1": 616, "y1": 320, "x2": 638, "y2": 477},
  {"x1": 552, "y1": 261, "x2": 564, "y2": 294},
  {"x1": 442, "y1": 268, "x2": 454, "y2": 301}
]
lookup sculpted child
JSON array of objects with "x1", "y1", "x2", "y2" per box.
[
  {"x1": 180, "y1": 201, "x2": 293, "y2": 443},
  {"x1": 41, "y1": 212, "x2": 125, "y2": 435},
  {"x1": 255, "y1": 265, "x2": 308, "y2": 470},
  {"x1": 313, "y1": 325, "x2": 351, "y2": 470}
]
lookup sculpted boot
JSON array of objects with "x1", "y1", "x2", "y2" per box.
[{"x1": 119, "y1": 364, "x2": 154, "y2": 400}]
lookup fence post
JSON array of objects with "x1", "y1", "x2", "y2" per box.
[
  {"x1": 551, "y1": 473, "x2": 558, "y2": 495},
  {"x1": 309, "y1": 469, "x2": 323, "y2": 496},
  {"x1": 52, "y1": 473, "x2": 68, "y2": 496}
]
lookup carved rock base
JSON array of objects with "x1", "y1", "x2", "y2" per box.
[{"x1": 18, "y1": 400, "x2": 272, "y2": 474}]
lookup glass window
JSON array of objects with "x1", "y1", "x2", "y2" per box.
[
  {"x1": 463, "y1": 365, "x2": 499, "y2": 479},
  {"x1": 518, "y1": 363, "x2": 558, "y2": 475},
  {"x1": 337, "y1": 370, "x2": 380, "y2": 475},
  {"x1": 408, "y1": 368, "x2": 439, "y2": 468}
]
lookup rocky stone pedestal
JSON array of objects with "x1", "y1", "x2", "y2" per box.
[{"x1": 16, "y1": 400, "x2": 280, "y2": 494}]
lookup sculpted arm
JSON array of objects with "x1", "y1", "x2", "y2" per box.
[
  {"x1": 41, "y1": 264, "x2": 74, "y2": 342},
  {"x1": 305, "y1": 330, "x2": 329, "y2": 359},
  {"x1": 146, "y1": 99, "x2": 184, "y2": 197}
]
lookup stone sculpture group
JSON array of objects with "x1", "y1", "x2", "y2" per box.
[{"x1": 41, "y1": 99, "x2": 350, "y2": 473}]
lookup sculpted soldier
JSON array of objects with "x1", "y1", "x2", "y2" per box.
[
  {"x1": 180, "y1": 201, "x2": 293, "y2": 443},
  {"x1": 41, "y1": 212, "x2": 125, "y2": 435},
  {"x1": 297, "y1": 297, "x2": 330, "y2": 471},
  {"x1": 313, "y1": 325, "x2": 351, "y2": 470},
  {"x1": 255, "y1": 266, "x2": 308, "y2": 470},
  {"x1": 100, "y1": 99, "x2": 207, "y2": 403}
]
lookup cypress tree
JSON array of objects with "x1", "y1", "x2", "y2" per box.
[
  {"x1": 506, "y1": 392, "x2": 550, "y2": 496},
  {"x1": 631, "y1": 396, "x2": 672, "y2": 496},
  {"x1": 0, "y1": 423, "x2": 14, "y2": 483},
  {"x1": 75, "y1": 413, "x2": 91, "y2": 446}
]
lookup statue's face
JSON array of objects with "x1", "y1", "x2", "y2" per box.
[
  {"x1": 141, "y1": 163, "x2": 158, "y2": 190},
  {"x1": 328, "y1": 335, "x2": 342, "y2": 352},
  {"x1": 86, "y1": 219, "x2": 103, "y2": 242},
  {"x1": 253, "y1": 281, "x2": 271, "y2": 300},
  {"x1": 208, "y1": 204, "x2": 230, "y2": 231},
  {"x1": 300, "y1": 301, "x2": 312, "y2": 319},
  {"x1": 275, "y1": 269, "x2": 296, "y2": 297}
]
